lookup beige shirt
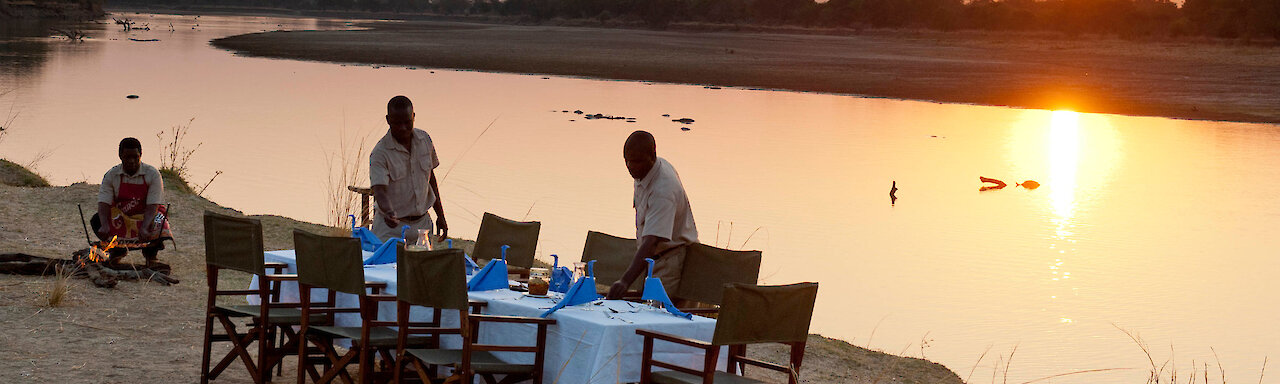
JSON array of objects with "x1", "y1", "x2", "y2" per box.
[
  {"x1": 97, "y1": 163, "x2": 164, "y2": 206},
  {"x1": 370, "y1": 128, "x2": 440, "y2": 218},
  {"x1": 634, "y1": 157, "x2": 698, "y2": 255}
]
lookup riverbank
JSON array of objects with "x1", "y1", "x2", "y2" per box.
[
  {"x1": 0, "y1": 165, "x2": 962, "y2": 383},
  {"x1": 209, "y1": 18, "x2": 1280, "y2": 124}
]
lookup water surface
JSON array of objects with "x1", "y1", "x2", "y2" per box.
[{"x1": 1, "y1": 13, "x2": 1277, "y2": 383}]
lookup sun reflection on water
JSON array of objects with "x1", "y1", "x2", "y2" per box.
[
  {"x1": 1007, "y1": 109, "x2": 1122, "y2": 325},
  {"x1": 1049, "y1": 110, "x2": 1081, "y2": 223}
]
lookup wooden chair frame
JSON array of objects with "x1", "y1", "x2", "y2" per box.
[
  {"x1": 200, "y1": 261, "x2": 300, "y2": 383},
  {"x1": 393, "y1": 304, "x2": 555, "y2": 384},
  {"x1": 636, "y1": 330, "x2": 806, "y2": 384},
  {"x1": 296, "y1": 279, "x2": 395, "y2": 384}
]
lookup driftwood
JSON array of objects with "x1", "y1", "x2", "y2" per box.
[{"x1": 0, "y1": 251, "x2": 179, "y2": 288}]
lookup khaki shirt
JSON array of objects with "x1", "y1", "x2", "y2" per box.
[
  {"x1": 97, "y1": 163, "x2": 164, "y2": 206},
  {"x1": 634, "y1": 157, "x2": 698, "y2": 255},
  {"x1": 370, "y1": 129, "x2": 440, "y2": 218}
]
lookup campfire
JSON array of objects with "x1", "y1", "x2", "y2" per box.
[{"x1": 1, "y1": 238, "x2": 179, "y2": 288}]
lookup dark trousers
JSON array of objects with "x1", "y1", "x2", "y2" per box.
[{"x1": 89, "y1": 213, "x2": 164, "y2": 261}]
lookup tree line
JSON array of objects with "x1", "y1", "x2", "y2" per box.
[{"x1": 118, "y1": 0, "x2": 1280, "y2": 39}]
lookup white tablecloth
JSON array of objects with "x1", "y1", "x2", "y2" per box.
[{"x1": 250, "y1": 250, "x2": 723, "y2": 384}]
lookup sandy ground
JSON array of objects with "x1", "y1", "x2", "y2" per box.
[
  {"x1": 211, "y1": 20, "x2": 1280, "y2": 124},
  {"x1": 0, "y1": 167, "x2": 960, "y2": 383}
]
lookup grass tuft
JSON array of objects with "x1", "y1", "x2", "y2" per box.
[
  {"x1": 323, "y1": 120, "x2": 372, "y2": 228},
  {"x1": 0, "y1": 158, "x2": 51, "y2": 187},
  {"x1": 42, "y1": 267, "x2": 73, "y2": 307}
]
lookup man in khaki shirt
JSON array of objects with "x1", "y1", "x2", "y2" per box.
[
  {"x1": 607, "y1": 130, "x2": 699, "y2": 299},
  {"x1": 369, "y1": 95, "x2": 447, "y2": 245}
]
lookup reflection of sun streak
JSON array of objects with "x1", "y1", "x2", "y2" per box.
[{"x1": 1049, "y1": 110, "x2": 1081, "y2": 223}]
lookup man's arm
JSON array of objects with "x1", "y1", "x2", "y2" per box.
[
  {"x1": 606, "y1": 235, "x2": 665, "y2": 300},
  {"x1": 140, "y1": 168, "x2": 163, "y2": 240},
  {"x1": 369, "y1": 150, "x2": 398, "y2": 229},
  {"x1": 139, "y1": 204, "x2": 159, "y2": 240},
  {"x1": 371, "y1": 185, "x2": 398, "y2": 229},
  {"x1": 429, "y1": 169, "x2": 447, "y2": 241},
  {"x1": 95, "y1": 202, "x2": 112, "y2": 241}
]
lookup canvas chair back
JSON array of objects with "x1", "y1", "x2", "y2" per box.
[
  {"x1": 203, "y1": 210, "x2": 265, "y2": 275},
  {"x1": 712, "y1": 283, "x2": 818, "y2": 346},
  {"x1": 397, "y1": 247, "x2": 468, "y2": 311},
  {"x1": 472, "y1": 213, "x2": 540, "y2": 270},
  {"x1": 675, "y1": 243, "x2": 762, "y2": 305},
  {"x1": 293, "y1": 229, "x2": 365, "y2": 296},
  {"x1": 581, "y1": 231, "x2": 640, "y2": 290}
]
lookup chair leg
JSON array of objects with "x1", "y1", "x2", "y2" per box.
[
  {"x1": 257, "y1": 321, "x2": 271, "y2": 383},
  {"x1": 318, "y1": 348, "x2": 359, "y2": 383},
  {"x1": 358, "y1": 343, "x2": 373, "y2": 384},
  {"x1": 213, "y1": 316, "x2": 262, "y2": 383},
  {"x1": 297, "y1": 330, "x2": 308, "y2": 384},
  {"x1": 201, "y1": 314, "x2": 215, "y2": 384}
]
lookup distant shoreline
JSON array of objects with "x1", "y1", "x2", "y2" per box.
[{"x1": 199, "y1": 14, "x2": 1280, "y2": 124}]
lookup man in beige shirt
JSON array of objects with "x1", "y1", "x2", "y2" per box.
[
  {"x1": 607, "y1": 130, "x2": 699, "y2": 299},
  {"x1": 369, "y1": 95, "x2": 447, "y2": 245}
]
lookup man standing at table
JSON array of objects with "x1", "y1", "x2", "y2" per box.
[
  {"x1": 607, "y1": 130, "x2": 699, "y2": 300},
  {"x1": 369, "y1": 95, "x2": 448, "y2": 245}
]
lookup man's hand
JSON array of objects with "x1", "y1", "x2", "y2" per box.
[
  {"x1": 382, "y1": 211, "x2": 399, "y2": 229},
  {"x1": 434, "y1": 215, "x2": 448, "y2": 242},
  {"x1": 606, "y1": 280, "x2": 629, "y2": 300},
  {"x1": 139, "y1": 225, "x2": 155, "y2": 241},
  {"x1": 95, "y1": 225, "x2": 111, "y2": 241}
]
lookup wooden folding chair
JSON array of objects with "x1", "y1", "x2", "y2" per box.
[
  {"x1": 393, "y1": 247, "x2": 556, "y2": 384},
  {"x1": 637, "y1": 282, "x2": 819, "y2": 384},
  {"x1": 293, "y1": 229, "x2": 407, "y2": 384},
  {"x1": 471, "y1": 212, "x2": 541, "y2": 279},
  {"x1": 579, "y1": 231, "x2": 642, "y2": 297},
  {"x1": 670, "y1": 243, "x2": 762, "y2": 315},
  {"x1": 200, "y1": 211, "x2": 315, "y2": 384}
]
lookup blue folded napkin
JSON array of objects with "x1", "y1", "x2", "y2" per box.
[
  {"x1": 464, "y1": 254, "x2": 480, "y2": 275},
  {"x1": 640, "y1": 258, "x2": 692, "y2": 319},
  {"x1": 548, "y1": 254, "x2": 573, "y2": 294},
  {"x1": 540, "y1": 260, "x2": 603, "y2": 318},
  {"x1": 362, "y1": 225, "x2": 410, "y2": 265},
  {"x1": 349, "y1": 215, "x2": 383, "y2": 252},
  {"x1": 468, "y1": 245, "x2": 511, "y2": 291},
  {"x1": 362, "y1": 238, "x2": 402, "y2": 265},
  {"x1": 444, "y1": 239, "x2": 481, "y2": 275}
]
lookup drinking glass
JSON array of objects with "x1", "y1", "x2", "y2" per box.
[
  {"x1": 572, "y1": 262, "x2": 587, "y2": 282},
  {"x1": 415, "y1": 229, "x2": 433, "y2": 250}
]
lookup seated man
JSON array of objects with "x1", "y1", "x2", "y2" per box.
[
  {"x1": 607, "y1": 130, "x2": 699, "y2": 300},
  {"x1": 93, "y1": 137, "x2": 171, "y2": 265}
]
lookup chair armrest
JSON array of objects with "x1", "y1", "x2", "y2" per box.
[
  {"x1": 365, "y1": 281, "x2": 388, "y2": 294},
  {"x1": 366, "y1": 293, "x2": 398, "y2": 302},
  {"x1": 264, "y1": 274, "x2": 298, "y2": 281},
  {"x1": 264, "y1": 262, "x2": 289, "y2": 272},
  {"x1": 679, "y1": 307, "x2": 719, "y2": 314},
  {"x1": 469, "y1": 314, "x2": 557, "y2": 325},
  {"x1": 636, "y1": 329, "x2": 715, "y2": 350},
  {"x1": 468, "y1": 300, "x2": 486, "y2": 314}
]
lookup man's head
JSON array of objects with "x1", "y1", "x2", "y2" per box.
[
  {"x1": 386, "y1": 95, "x2": 415, "y2": 144},
  {"x1": 118, "y1": 137, "x2": 142, "y2": 175},
  {"x1": 623, "y1": 130, "x2": 657, "y2": 180}
]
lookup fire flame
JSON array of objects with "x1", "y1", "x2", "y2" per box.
[{"x1": 85, "y1": 236, "x2": 118, "y2": 264}]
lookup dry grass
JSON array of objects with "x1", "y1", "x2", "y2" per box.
[
  {"x1": 156, "y1": 118, "x2": 200, "y2": 180},
  {"x1": 40, "y1": 267, "x2": 73, "y2": 308},
  {"x1": 155, "y1": 118, "x2": 221, "y2": 197},
  {"x1": 322, "y1": 119, "x2": 372, "y2": 228}
]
